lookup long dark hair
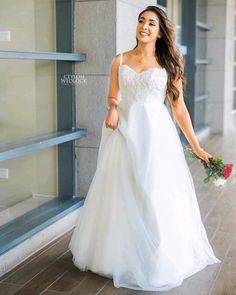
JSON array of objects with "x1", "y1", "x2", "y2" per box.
[{"x1": 134, "y1": 5, "x2": 186, "y2": 104}]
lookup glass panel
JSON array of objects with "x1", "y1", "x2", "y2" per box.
[
  {"x1": 167, "y1": 0, "x2": 182, "y2": 45},
  {"x1": 234, "y1": 90, "x2": 236, "y2": 109},
  {"x1": 235, "y1": 14, "x2": 236, "y2": 37},
  {"x1": 0, "y1": 0, "x2": 56, "y2": 52},
  {"x1": 0, "y1": 147, "x2": 57, "y2": 226},
  {"x1": 157, "y1": 0, "x2": 167, "y2": 7},
  {"x1": 0, "y1": 0, "x2": 61, "y2": 228},
  {"x1": 234, "y1": 40, "x2": 236, "y2": 62},
  {"x1": 194, "y1": 99, "x2": 206, "y2": 130},
  {"x1": 234, "y1": 66, "x2": 236, "y2": 87},
  {"x1": 196, "y1": 29, "x2": 207, "y2": 59},
  {"x1": 195, "y1": 64, "x2": 206, "y2": 97},
  {"x1": 176, "y1": 0, "x2": 182, "y2": 45},
  {"x1": 0, "y1": 59, "x2": 57, "y2": 143},
  {"x1": 197, "y1": 0, "x2": 207, "y2": 23},
  {"x1": 195, "y1": 0, "x2": 207, "y2": 129}
]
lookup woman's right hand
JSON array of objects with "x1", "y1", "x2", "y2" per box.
[
  {"x1": 193, "y1": 146, "x2": 213, "y2": 167},
  {"x1": 105, "y1": 107, "x2": 119, "y2": 130}
]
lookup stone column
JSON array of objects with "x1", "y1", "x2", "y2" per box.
[{"x1": 206, "y1": 0, "x2": 235, "y2": 134}]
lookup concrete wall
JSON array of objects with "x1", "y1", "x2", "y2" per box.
[
  {"x1": 74, "y1": 0, "x2": 116, "y2": 196},
  {"x1": 206, "y1": 0, "x2": 235, "y2": 134},
  {"x1": 223, "y1": 0, "x2": 235, "y2": 134}
]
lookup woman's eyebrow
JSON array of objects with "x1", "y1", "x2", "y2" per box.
[{"x1": 140, "y1": 16, "x2": 157, "y2": 23}]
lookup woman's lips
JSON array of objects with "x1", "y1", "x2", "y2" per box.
[{"x1": 140, "y1": 31, "x2": 149, "y2": 37}]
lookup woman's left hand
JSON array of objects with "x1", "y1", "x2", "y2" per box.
[{"x1": 193, "y1": 147, "x2": 213, "y2": 167}]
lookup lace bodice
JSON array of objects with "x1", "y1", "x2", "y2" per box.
[{"x1": 118, "y1": 53, "x2": 168, "y2": 105}]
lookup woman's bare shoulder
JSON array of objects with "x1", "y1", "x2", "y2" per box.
[
  {"x1": 111, "y1": 50, "x2": 135, "y2": 67},
  {"x1": 114, "y1": 49, "x2": 134, "y2": 62},
  {"x1": 110, "y1": 53, "x2": 122, "y2": 67},
  {"x1": 116, "y1": 50, "x2": 136, "y2": 63},
  {"x1": 122, "y1": 50, "x2": 136, "y2": 58}
]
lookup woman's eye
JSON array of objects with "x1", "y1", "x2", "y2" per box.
[{"x1": 138, "y1": 20, "x2": 155, "y2": 26}]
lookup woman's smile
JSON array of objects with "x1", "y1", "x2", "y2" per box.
[{"x1": 139, "y1": 31, "x2": 150, "y2": 37}]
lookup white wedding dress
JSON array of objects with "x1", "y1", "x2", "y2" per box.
[{"x1": 68, "y1": 53, "x2": 221, "y2": 291}]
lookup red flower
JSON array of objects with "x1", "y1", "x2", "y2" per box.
[{"x1": 222, "y1": 163, "x2": 234, "y2": 179}]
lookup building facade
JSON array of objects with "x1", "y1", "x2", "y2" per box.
[{"x1": 0, "y1": 0, "x2": 235, "y2": 275}]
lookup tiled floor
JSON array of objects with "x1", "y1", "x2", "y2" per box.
[{"x1": 0, "y1": 130, "x2": 236, "y2": 295}]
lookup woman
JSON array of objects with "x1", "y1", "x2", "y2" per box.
[{"x1": 68, "y1": 5, "x2": 221, "y2": 292}]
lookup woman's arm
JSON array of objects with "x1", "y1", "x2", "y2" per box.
[
  {"x1": 105, "y1": 54, "x2": 121, "y2": 129},
  {"x1": 167, "y1": 77, "x2": 212, "y2": 166},
  {"x1": 107, "y1": 54, "x2": 121, "y2": 107}
]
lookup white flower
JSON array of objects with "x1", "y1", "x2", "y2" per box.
[{"x1": 213, "y1": 177, "x2": 227, "y2": 187}]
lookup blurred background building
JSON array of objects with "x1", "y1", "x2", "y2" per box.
[{"x1": 0, "y1": 0, "x2": 235, "y2": 276}]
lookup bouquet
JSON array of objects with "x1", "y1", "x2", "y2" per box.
[{"x1": 183, "y1": 145, "x2": 236, "y2": 187}]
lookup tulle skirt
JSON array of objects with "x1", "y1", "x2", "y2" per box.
[{"x1": 68, "y1": 101, "x2": 221, "y2": 291}]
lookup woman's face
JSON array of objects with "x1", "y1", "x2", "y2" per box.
[{"x1": 136, "y1": 11, "x2": 161, "y2": 44}]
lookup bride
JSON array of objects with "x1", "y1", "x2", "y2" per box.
[{"x1": 68, "y1": 5, "x2": 221, "y2": 292}]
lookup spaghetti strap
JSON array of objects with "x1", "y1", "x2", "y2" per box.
[{"x1": 119, "y1": 53, "x2": 123, "y2": 66}]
